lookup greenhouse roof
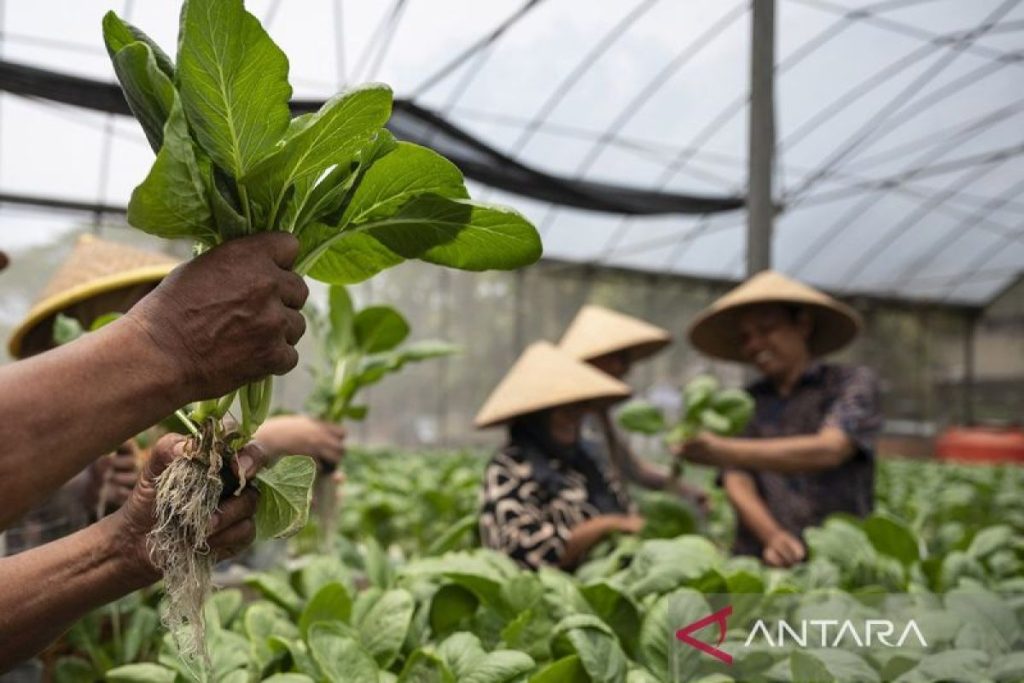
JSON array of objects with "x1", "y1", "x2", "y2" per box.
[{"x1": 1, "y1": 0, "x2": 1022, "y2": 306}]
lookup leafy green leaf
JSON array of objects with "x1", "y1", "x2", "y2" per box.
[
  {"x1": 355, "y1": 589, "x2": 415, "y2": 669},
  {"x1": 109, "y1": 42, "x2": 176, "y2": 152},
  {"x1": 122, "y1": 605, "x2": 159, "y2": 663},
  {"x1": 304, "y1": 226, "x2": 405, "y2": 284},
  {"x1": 52, "y1": 657, "x2": 95, "y2": 683},
  {"x1": 639, "y1": 588, "x2": 710, "y2": 682},
  {"x1": 308, "y1": 623, "x2": 381, "y2": 683},
  {"x1": 864, "y1": 514, "x2": 921, "y2": 567},
  {"x1": 436, "y1": 632, "x2": 534, "y2": 683},
  {"x1": 683, "y1": 375, "x2": 719, "y2": 419},
  {"x1": 709, "y1": 388, "x2": 754, "y2": 435},
  {"x1": 551, "y1": 614, "x2": 628, "y2": 683},
  {"x1": 53, "y1": 313, "x2": 85, "y2": 346},
  {"x1": 102, "y1": 11, "x2": 174, "y2": 78},
  {"x1": 529, "y1": 655, "x2": 587, "y2": 683},
  {"x1": 340, "y1": 141, "x2": 468, "y2": 227},
  {"x1": 430, "y1": 584, "x2": 479, "y2": 636},
  {"x1": 791, "y1": 650, "x2": 878, "y2": 683},
  {"x1": 358, "y1": 196, "x2": 542, "y2": 272},
  {"x1": 244, "y1": 85, "x2": 392, "y2": 226},
  {"x1": 894, "y1": 649, "x2": 990, "y2": 683},
  {"x1": 207, "y1": 588, "x2": 243, "y2": 628},
  {"x1": 398, "y1": 649, "x2": 456, "y2": 683},
  {"x1": 254, "y1": 455, "x2": 316, "y2": 539},
  {"x1": 177, "y1": 0, "x2": 291, "y2": 178},
  {"x1": 105, "y1": 663, "x2": 178, "y2": 683},
  {"x1": 243, "y1": 573, "x2": 303, "y2": 615},
  {"x1": 299, "y1": 582, "x2": 353, "y2": 638},
  {"x1": 126, "y1": 96, "x2": 215, "y2": 242},
  {"x1": 698, "y1": 409, "x2": 731, "y2": 435},
  {"x1": 967, "y1": 525, "x2": 1014, "y2": 559},
  {"x1": 617, "y1": 401, "x2": 668, "y2": 435},
  {"x1": 355, "y1": 306, "x2": 410, "y2": 353}
]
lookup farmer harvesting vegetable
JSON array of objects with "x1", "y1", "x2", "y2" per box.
[
  {"x1": 476, "y1": 342, "x2": 644, "y2": 570},
  {"x1": 4, "y1": 235, "x2": 344, "y2": 555},
  {"x1": 0, "y1": 434, "x2": 268, "y2": 670},
  {"x1": 0, "y1": 231, "x2": 306, "y2": 531},
  {"x1": 5, "y1": 235, "x2": 180, "y2": 558},
  {"x1": 560, "y1": 305, "x2": 709, "y2": 512},
  {"x1": 681, "y1": 270, "x2": 881, "y2": 567}
]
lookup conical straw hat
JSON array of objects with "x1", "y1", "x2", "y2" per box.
[
  {"x1": 559, "y1": 305, "x2": 671, "y2": 363},
  {"x1": 475, "y1": 341, "x2": 631, "y2": 428},
  {"x1": 688, "y1": 270, "x2": 861, "y2": 362},
  {"x1": 8, "y1": 234, "x2": 179, "y2": 358}
]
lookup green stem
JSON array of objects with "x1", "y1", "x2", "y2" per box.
[
  {"x1": 238, "y1": 184, "x2": 254, "y2": 234},
  {"x1": 215, "y1": 389, "x2": 238, "y2": 419},
  {"x1": 240, "y1": 383, "x2": 255, "y2": 439},
  {"x1": 254, "y1": 376, "x2": 273, "y2": 425},
  {"x1": 110, "y1": 603, "x2": 123, "y2": 663},
  {"x1": 175, "y1": 409, "x2": 201, "y2": 437}
]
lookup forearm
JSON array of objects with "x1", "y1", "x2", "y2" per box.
[
  {"x1": 710, "y1": 430, "x2": 852, "y2": 473},
  {"x1": 0, "y1": 513, "x2": 156, "y2": 669},
  {"x1": 598, "y1": 411, "x2": 669, "y2": 488},
  {"x1": 559, "y1": 515, "x2": 626, "y2": 569},
  {"x1": 723, "y1": 472, "x2": 783, "y2": 544},
  {"x1": 0, "y1": 317, "x2": 187, "y2": 528}
]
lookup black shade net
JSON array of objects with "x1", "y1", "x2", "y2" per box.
[{"x1": 0, "y1": 60, "x2": 743, "y2": 216}]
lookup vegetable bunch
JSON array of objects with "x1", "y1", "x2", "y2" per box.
[
  {"x1": 617, "y1": 375, "x2": 754, "y2": 479},
  {"x1": 617, "y1": 375, "x2": 754, "y2": 443},
  {"x1": 102, "y1": 0, "x2": 540, "y2": 666}
]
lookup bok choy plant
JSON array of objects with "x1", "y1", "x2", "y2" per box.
[
  {"x1": 617, "y1": 375, "x2": 754, "y2": 479},
  {"x1": 305, "y1": 285, "x2": 458, "y2": 424},
  {"x1": 103, "y1": 0, "x2": 540, "y2": 664}
]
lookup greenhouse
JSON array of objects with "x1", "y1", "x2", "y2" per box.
[{"x1": 0, "y1": 1, "x2": 1021, "y2": 682}]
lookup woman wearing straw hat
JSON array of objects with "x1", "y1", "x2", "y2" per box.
[
  {"x1": 680, "y1": 271, "x2": 882, "y2": 567},
  {"x1": 560, "y1": 305, "x2": 708, "y2": 512},
  {"x1": 476, "y1": 342, "x2": 645, "y2": 570},
  {"x1": 5, "y1": 235, "x2": 346, "y2": 554}
]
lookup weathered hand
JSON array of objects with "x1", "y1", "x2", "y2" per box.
[
  {"x1": 112, "y1": 434, "x2": 267, "y2": 582},
  {"x1": 254, "y1": 414, "x2": 346, "y2": 469},
  {"x1": 85, "y1": 441, "x2": 140, "y2": 513},
  {"x1": 762, "y1": 529, "x2": 806, "y2": 568},
  {"x1": 126, "y1": 232, "x2": 309, "y2": 401}
]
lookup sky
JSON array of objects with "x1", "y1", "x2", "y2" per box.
[{"x1": 1, "y1": 0, "x2": 1022, "y2": 311}]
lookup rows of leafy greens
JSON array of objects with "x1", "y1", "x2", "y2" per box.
[{"x1": 60, "y1": 455, "x2": 1024, "y2": 683}]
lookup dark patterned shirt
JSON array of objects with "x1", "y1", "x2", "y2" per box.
[
  {"x1": 729, "y1": 363, "x2": 882, "y2": 557},
  {"x1": 479, "y1": 441, "x2": 634, "y2": 570}
]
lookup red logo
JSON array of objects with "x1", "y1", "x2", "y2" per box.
[{"x1": 675, "y1": 605, "x2": 733, "y2": 665}]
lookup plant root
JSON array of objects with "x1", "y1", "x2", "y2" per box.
[{"x1": 147, "y1": 421, "x2": 233, "y2": 667}]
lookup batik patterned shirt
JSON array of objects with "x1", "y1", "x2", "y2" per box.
[
  {"x1": 479, "y1": 441, "x2": 634, "y2": 570},
  {"x1": 729, "y1": 363, "x2": 882, "y2": 556}
]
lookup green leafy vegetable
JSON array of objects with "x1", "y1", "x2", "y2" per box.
[{"x1": 306, "y1": 285, "x2": 459, "y2": 423}]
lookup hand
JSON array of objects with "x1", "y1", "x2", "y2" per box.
[
  {"x1": 674, "y1": 481, "x2": 711, "y2": 515},
  {"x1": 254, "y1": 414, "x2": 346, "y2": 470},
  {"x1": 613, "y1": 514, "x2": 646, "y2": 535},
  {"x1": 761, "y1": 530, "x2": 806, "y2": 568},
  {"x1": 112, "y1": 434, "x2": 267, "y2": 582},
  {"x1": 84, "y1": 441, "x2": 140, "y2": 514},
  {"x1": 674, "y1": 433, "x2": 721, "y2": 467},
  {"x1": 127, "y1": 232, "x2": 309, "y2": 401}
]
